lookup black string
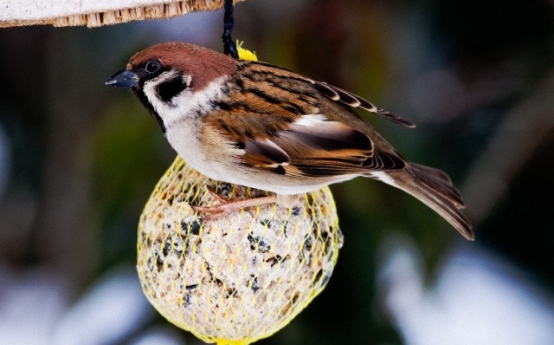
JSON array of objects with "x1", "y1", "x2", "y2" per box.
[{"x1": 222, "y1": 0, "x2": 239, "y2": 59}]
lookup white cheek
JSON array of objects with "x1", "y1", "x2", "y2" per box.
[{"x1": 143, "y1": 74, "x2": 229, "y2": 126}]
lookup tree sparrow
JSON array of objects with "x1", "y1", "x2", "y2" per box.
[{"x1": 106, "y1": 42, "x2": 473, "y2": 240}]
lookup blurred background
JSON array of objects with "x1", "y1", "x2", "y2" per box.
[{"x1": 1, "y1": 0, "x2": 554, "y2": 344}]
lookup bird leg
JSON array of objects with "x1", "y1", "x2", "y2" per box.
[
  {"x1": 192, "y1": 194, "x2": 278, "y2": 220},
  {"x1": 192, "y1": 185, "x2": 303, "y2": 220}
]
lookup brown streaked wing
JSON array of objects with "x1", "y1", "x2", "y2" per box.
[
  {"x1": 216, "y1": 61, "x2": 409, "y2": 177},
  {"x1": 240, "y1": 60, "x2": 416, "y2": 128}
]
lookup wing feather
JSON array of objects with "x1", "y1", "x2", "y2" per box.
[
  {"x1": 239, "y1": 116, "x2": 406, "y2": 177},
  {"x1": 312, "y1": 81, "x2": 416, "y2": 128},
  {"x1": 241, "y1": 139, "x2": 290, "y2": 168}
]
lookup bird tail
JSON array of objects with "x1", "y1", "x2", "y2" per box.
[{"x1": 376, "y1": 163, "x2": 474, "y2": 240}]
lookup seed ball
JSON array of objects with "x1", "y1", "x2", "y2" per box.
[{"x1": 137, "y1": 156, "x2": 343, "y2": 345}]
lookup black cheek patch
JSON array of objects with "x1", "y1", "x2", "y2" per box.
[{"x1": 156, "y1": 74, "x2": 187, "y2": 103}]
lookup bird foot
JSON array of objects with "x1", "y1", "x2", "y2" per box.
[{"x1": 193, "y1": 190, "x2": 277, "y2": 220}]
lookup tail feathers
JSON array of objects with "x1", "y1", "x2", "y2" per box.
[
  {"x1": 410, "y1": 163, "x2": 465, "y2": 208},
  {"x1": 376, "y1": 163, "x2": 474, "y2": 240}
]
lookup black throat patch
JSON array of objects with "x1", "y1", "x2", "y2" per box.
[{"x1": 133, "y1": 86, "x2": 167, "y2": 134}]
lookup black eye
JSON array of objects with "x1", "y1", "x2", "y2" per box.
[{"x1": 145, "y1": 60, "x2": 161, "y2": 74}]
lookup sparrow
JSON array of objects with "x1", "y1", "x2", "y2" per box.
[{"x1": 106, "y1": 42, "x2": 473, "y2": 240}]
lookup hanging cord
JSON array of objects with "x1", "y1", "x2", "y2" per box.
[{"x1": 222, "y1": 0, "x2": 239, "y2": 59}]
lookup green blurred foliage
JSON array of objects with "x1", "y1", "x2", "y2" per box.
[{"x1": 91, "y1": 98, "x2": 173, "y2": 269}]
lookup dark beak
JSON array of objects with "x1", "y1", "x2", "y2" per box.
[{"x1": 105, "y1": 69, "x2": 139, "y2": 88}]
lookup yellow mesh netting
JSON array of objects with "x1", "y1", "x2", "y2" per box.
[{"x1": 137, "y1": 156, "x2": 343, "y2": 345}]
